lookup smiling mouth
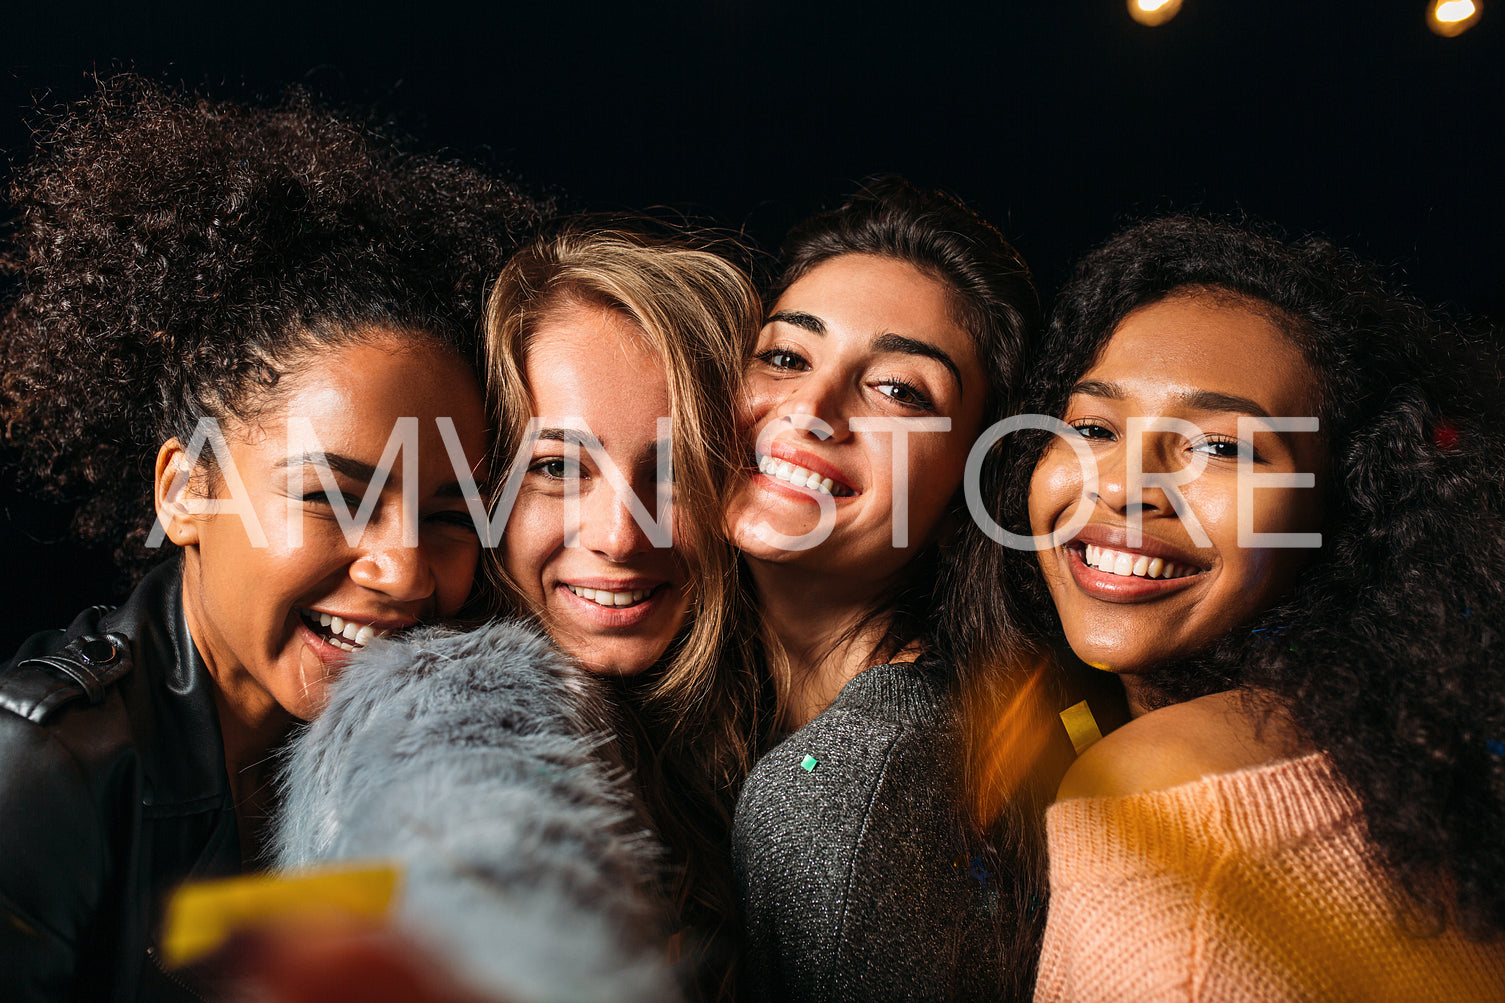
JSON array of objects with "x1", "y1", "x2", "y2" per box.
[
  {"x1": 297, "y1": 609, "x2": 396, "y2": 653},
  {"x1": 565, "y1": 584, "x2": 663, "y2": 608},
  {"x1": 755, "y1": 454, "x2": 854, "y2": 497},
  {"x1": 1077, "y1": 543, "x2": 1203, "y2": 581}
]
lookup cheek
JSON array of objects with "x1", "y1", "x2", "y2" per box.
[
  {"x1": 500, "y1": 496, "x2": 562, "y2": 599},
  {"x1": 740, "y1": 376, "x2": 785, "y2": 434},
  {"x1": 432, "y1": 541, "x2": 483, "y2": 616},
  {"x1": 1029, "y1": 450, "x2": 1086, "y2": 534}
]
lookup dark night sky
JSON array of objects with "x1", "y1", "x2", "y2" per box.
[{"x1": 2, "y1": 0, "x2": 1501, "y2": 645}]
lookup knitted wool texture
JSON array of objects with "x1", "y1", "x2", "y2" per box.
[{"x1": 1035, "y1": 753, "x2": 1505, "y2": 1002}]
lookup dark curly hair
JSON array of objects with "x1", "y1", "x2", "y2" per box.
[
  {"x1": 992, "y1": 213, "x2": 1505, "y2": 937},
  {"x1": 0, "y1": 75, "x2": 546, "y2": 578}
]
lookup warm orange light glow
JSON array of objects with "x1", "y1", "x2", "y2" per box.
[
  {"x1": 1429, "y1": 0, "x2": 1481, "y2": 36},
  {"x1": 967, "y1": 657, "x2": 1057, "y2": 824},
  {"x1": 1129, "y1": 0, "x2": 1183, "y2": 27}
]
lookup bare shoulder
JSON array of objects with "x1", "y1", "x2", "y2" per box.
[{"x1": 1055, "y1": 690, "x2": 1311, "y2": 801}]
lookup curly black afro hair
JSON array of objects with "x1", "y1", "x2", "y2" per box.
[
  {"x1": 0, "y1": 75, "x2": 547, "y2": 578},
  {"x1": 989, "y1": 213, "x2": 1505, "y2": 937}
]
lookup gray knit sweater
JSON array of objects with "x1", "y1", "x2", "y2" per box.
[{"x1": 732, "y1": 660, "x2": 1003, "y2": 1002}]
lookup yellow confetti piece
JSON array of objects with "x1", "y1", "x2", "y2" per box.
[
  {"x1": 1059, "y1": 700, "x2": 1104, "y2": 756},
  {"x1": 1086, "y1": 660, "x2": 1113, "y2": 672},
  {"x1": 160, "y1": 861, "x2": 401, "y2": 968}
]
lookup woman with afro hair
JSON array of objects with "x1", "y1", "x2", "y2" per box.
[
  {"x1": 993, "y1": 214, "x2": 1505, "y2": 1000},
  {"x1": 0, "y1": 76, "x2": 542, "y2": 1000}
]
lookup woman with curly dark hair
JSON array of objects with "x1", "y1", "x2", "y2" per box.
[
  {"x1": 0, "y1": 77, "x2": 540, "y2": 1000},
  {"x1": 993, "y1": 215, "x2": 1505, "y2": 1000}
]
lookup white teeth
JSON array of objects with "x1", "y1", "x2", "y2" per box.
[
  {"x1": 1083, "y1": 546, "x2": 1199, "y2": 580},
  {"x1": 300, "y1": 609, "x2": 391, "y2": 649},
  {"x1": 567, "y1": 585, "x2": 653, "y2": 607},
  {"x1": 757, "y1": 454, "x2": 840, "y2": 496}
]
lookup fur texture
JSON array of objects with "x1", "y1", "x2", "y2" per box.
[{"x1": 274, "y1": 619, "x2": 676, "y2": 1003}]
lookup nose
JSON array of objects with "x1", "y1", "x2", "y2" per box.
[
  {"x1": 349, "y1": 516, "x2": 438, "y2": 604},
  {"x1": 577, "y1": 481, "x2": 655, "y2": 563},
  {"x1": 1090, "y1": 439, "x2": 1171, "y2": 517},
  {"x1": 773, "y1": 370, "x2": 851, "y2": 442}
]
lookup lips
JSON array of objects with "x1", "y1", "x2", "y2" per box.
[
  {"x1": 296, "y1": 608, "x2": 409, "y2": 653},
  {"x1": 565, "y1": 583, "x2": 661, "y2": 608},
  {"x1": 556, "y1": 581, "x2": 672, "y2": 627},
  {"x1": 752, "y1": 443, "x2": 858, "y2": 500},
  {"x1": 1058, "y1": 524, "x2": 1209, "y2": 603}
]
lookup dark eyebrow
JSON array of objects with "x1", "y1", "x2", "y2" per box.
[
  {"x1": 278, "y1": 450, "x2": 475, "y2": 499},
  {"x1": 766, "y1": 310, "x2": 826, "y2": 335},
  {"x1": 1180, "y1": 389, "x2": 1272, "y2": 421},
  {"x1": 1071, "y1": 379, "x2": 1123, "y2": 401},
  {"x1": 1070, "y1": 380, "x2": 1272, "y2": 419},
  {"x1": 276, "y1": 451, "x2": 379, "y2": 482},
  {"x1": 872, "y1": 333, "x2": 964, "y2": 394}
]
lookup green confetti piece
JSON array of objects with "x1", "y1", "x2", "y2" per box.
[{"x1": 800, "y1": 754, "x2": 819, "y2": 772}]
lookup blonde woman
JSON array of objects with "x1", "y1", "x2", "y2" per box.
[{"x1": 275, "y1": 222, "x2": 762, "y2": 1002}]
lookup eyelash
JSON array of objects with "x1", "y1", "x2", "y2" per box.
[
  {"x1": 754, "y1": 345, "x2": 809, "y2": 372},
  {"x1": 872, "y1": 376, "x2": 934, "y2": 411},
  {"x1": 301, "y1": 489, "x2": 362, "y2": 507},
  {"x1": 1193, "y1": 435, "x2": 1261, "y2": 462},
  {"x1": 428, "y1": 510, "x2": 479, "y2": 533},
  {"x1": 530, "y1": 457, "x2": 582, "y2": 480},
  {"x1": 1069, "y1": 419, "x2": 1116, "y2": 441},
  {"x1": 1069, "y1": 421, "x2": 1262, "y2": 463}
]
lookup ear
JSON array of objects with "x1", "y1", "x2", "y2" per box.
[{"x1": 153, "y1": 438, "x2": 204, "y2": 547}]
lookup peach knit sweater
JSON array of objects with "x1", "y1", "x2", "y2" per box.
[{"x1": 1034, "y1": 753, "x2": 1505, "y2": 1002}]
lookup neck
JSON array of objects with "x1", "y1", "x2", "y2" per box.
[
  {"x1": 180, "y1": 576, "x2": 295, "y2": 865},
  {"x1": 210, "y1": 684, "x2": 294, "y2": 866},
  {"x1": 1120, "y1": 675, "x2": 1156, "y2": 718},
  {"x1": 748, "y1": 557, "x2": 916, "y2": 730}
]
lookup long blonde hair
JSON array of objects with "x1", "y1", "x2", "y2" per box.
[{"x1": 482, "y1": 221, "x2": 764, "y2": 983}]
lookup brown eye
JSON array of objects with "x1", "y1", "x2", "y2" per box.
[
  {"x1": 874, "y1": 379, "x2": 934, "y2": 410},
  {"x1": 1070, "y1": 421, "x2": 1115, "y2": 441},
  {"x1": 755, "y1": 347, "x2": 809, "y2": 371}
]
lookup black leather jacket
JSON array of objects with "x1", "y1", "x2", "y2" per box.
[{"x1": 0, "y1": 560, "x2": 241, "y2": 1001}]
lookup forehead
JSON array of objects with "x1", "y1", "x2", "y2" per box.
[
  {"x1": 526, "y1": 300, "x2": 669, "y2": 416},
  {"x1": 777, "y1": 254, "x2": 960, "y2": 338},
  {"x1": 271, "y1": 335, "x2": 479, "y2": 428},
  {"x1": 1088, "y1": 292, "x2": 1318, "y2": 417}
]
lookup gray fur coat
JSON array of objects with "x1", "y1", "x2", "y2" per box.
[{"x1": 274, "y1": 619, "x2": 677, "y2": 1003}]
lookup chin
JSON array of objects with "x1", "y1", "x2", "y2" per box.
[{"x1": 567, "y1": 643, "x2": 666, "y2": 678}]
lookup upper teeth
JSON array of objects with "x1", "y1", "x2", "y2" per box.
[
  {"x1": 757, "y1": 455, "x2": 841, "y2": 496},
  {"x1": 308, "y1": 610, "x2": 390, "y2": 651},
  {"x1": 568, "y1": 585, "x2": 653, "y2": 607},
  {"x1": 1083, "y1": 544, "x2": 1198, "y2": 580}
]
